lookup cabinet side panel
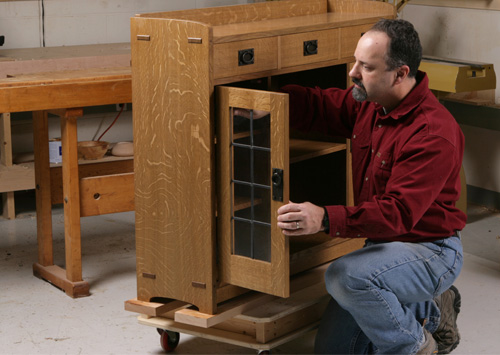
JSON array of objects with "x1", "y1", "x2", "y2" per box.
[{"x1": 131, "y1": 18, "x2": 217, "y2": 314}]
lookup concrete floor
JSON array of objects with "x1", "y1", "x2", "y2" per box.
[{"x1": 1, "y1": 197, "x2": 499, "y2": 354}]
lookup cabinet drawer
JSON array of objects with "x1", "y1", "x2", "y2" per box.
[
  {"x1": 214, "y1": 38, "x2": 278, "y2": 80},
  {"x1": 340, "y1": 24, "x2": 373, "y2": 58},
  {"x1": 280, "y1": 29, "x2": 339, "y2": 69}
]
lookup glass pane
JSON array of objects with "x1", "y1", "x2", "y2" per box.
[
  {"x1": 233, "y1": 220, "x2": 271, "y2": 262},
  {"x1": 233, "y1": 146, "x2": 270, "y2": 186},
  {"x1": 233, "y1": 110, "x2": 270, "y2": 149},
  {"x1": 253, "y1": 222, "x2": 271, "y2": 262},
  {"x1": 234, "y1": 219, "x2": 251, "y2": 258},
  {"x1": 231, "y1": 107, "x2": 272, "y2": 262},
  {"x1": 234, "y1": 184, "x2": 271, "y2": 224}
]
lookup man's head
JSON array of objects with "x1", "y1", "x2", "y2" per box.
[
  {"x1": 349, "y1": 19, "x2": 422, "y2": 110},
  {"x1": 371, "y1": 19, "x2": 422, "y2": 78}
]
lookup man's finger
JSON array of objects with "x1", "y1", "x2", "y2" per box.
[{"x1": 277, "y1": 202, "x2": 300, "y2": 215}]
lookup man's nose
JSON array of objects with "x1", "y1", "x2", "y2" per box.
[{"x1": 348, "y1": 64, "x2": 360, "y2": 81}]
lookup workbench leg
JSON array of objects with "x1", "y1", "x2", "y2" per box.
[
  {"x1": 32, "y1": 110, "x2": 89, "y2": 297},
  {"x1": 1, "y1": 112, "x2": 16, "y2": 219},
  {"x1": 2, "y1": 192, "x2": 15, "y2": 219},
  {"x1": 32, "y1": 110, "x2": 54, "y2": 266},
  {"x1": 61, "y1": 115, "x2": 86, "y2": 289}
]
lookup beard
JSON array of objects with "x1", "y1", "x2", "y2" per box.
[{"x1": 351, "y1": 78, "x2": 367, "y2": 102}]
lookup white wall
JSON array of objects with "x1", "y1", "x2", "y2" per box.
[
  {"x1": 402, "y1": 5, "x2": 500, "y2": 201},
  {"x1": 0, "y1": 0, "x2": 248, "y2": 49},
  {"x1": 461, "y1": 125, "x2": 500, "y2": 193}
]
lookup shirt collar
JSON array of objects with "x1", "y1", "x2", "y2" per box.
[{"x1": 374, "y1": 70, "x2": 428, "y2": 120}]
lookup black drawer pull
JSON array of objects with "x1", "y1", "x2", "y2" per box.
[
  {"x1": 238, "y1": 48, "x2": 254, "y2": 66},
  {"x1": 303, "y1": 40, "x2": 318, "y2": 56}
]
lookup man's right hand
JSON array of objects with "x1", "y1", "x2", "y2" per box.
[{"x1": 233, "y1": 108, "x2": 269, "y2": 120}]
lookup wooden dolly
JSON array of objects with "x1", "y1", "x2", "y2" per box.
[
  {"x1": 125, "y1": 264, "x2": 331, "y2": 354},
  {"x1": 0, "y1": 66, "x2": 133, "y2": 297}
]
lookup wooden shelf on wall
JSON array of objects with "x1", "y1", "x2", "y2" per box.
[{"x1": 435, "y1": 90, "x2": 500, "y2": 109}]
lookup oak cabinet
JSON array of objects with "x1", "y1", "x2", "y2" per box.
[{"x1": 131, "y1": 0, "x2": 394, "y2": 314}]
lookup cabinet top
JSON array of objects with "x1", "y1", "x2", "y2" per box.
[
  {"x1": 134, "y1": 0, "x2": 395, "y2": 43},
  {"x1": 211, "y1": 11, "x2": 392, "y2": 44}
]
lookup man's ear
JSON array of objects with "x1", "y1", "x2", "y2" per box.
[{"x1": 395, "y1": 65, "x2": 410, "y2": 84}]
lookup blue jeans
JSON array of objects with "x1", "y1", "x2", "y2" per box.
[{"x1": 315, "y1": 235, "x2": 463, "y2": 354}]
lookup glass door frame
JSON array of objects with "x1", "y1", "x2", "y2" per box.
[{"x1": 217, "y1": 85, "x2": 290, "y2": 297}]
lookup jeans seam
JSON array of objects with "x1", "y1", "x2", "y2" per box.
[
  {"x1": 433, "y1": 248, "x2": 461, "y2": 297},
  {"x1": 367, "y1": 254, "x2": 434, "y2": 345},
  {"x1": 368, "y1": 281, "x2": 422, "y2": 344}
]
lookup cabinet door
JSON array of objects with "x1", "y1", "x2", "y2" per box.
[{"x1": 217, "y1": 86, "x2": 290, "y2": 298}]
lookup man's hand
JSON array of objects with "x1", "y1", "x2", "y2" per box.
[{"x1": 277, "y1": 201, "x2": 325, "y2": 236}]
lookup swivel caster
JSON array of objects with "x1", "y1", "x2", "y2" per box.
[{"x1": 156, "y1": 328, "x2": 180, "y2": 352}]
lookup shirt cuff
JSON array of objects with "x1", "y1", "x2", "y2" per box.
[{"x1": 324, "y1": 205, "x2": 347, "y2": 237}]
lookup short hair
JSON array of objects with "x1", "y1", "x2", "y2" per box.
[{"x1": 369, "y1": 19, "x2": 422, "y2": 78}]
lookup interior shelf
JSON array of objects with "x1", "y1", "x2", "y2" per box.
[
  {"x1": 234, "y1": 196, "x2": 264, "y2": 212},
  {"x1": 290, "y1": 139, "x2": 346, "y2": 164}
]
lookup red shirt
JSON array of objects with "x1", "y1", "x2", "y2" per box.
[{"x1": 282, "y1": 71, "x2": 466, "y2": 242}]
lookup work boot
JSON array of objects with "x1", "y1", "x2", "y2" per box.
[
  {"x1": 433, "y1": 285, "x2": 461, "y2": 354},
  {"x1": 417, "y1": 329, "x2": 438, "y2": 354}
]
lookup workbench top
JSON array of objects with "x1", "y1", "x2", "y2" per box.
[{"x1": 0, "y1": 43, "x2": 131, "y2": 79}]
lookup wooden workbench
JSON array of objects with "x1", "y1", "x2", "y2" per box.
[
  {"x1": 0, "y1": 43, "x2": 131, "y2": 219},
  {"x1": 0, "y1": 65, "x2": 134, "y2": 297}
]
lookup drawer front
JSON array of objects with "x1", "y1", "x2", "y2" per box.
[
  {"x1": 340, "y1": 24, "x2": 373, "y2": 58},
  {"x1": 280, "y1": 29, "x2": 339, "y2": 69},
  {"x1": 214, "y1": 38, "x2": 278, "y2": 79}
]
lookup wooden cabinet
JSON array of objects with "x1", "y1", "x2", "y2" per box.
[{"x1": 131, "y1": 0, "x2": 395, "y2": 314}]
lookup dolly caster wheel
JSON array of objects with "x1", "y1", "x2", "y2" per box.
[{"x1": 156, "y1": 328, "x2": 180, "y2": 352}]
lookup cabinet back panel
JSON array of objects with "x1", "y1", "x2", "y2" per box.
[{"x1": 136, "y1": 0, "x2": 327, "y2": 25}]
